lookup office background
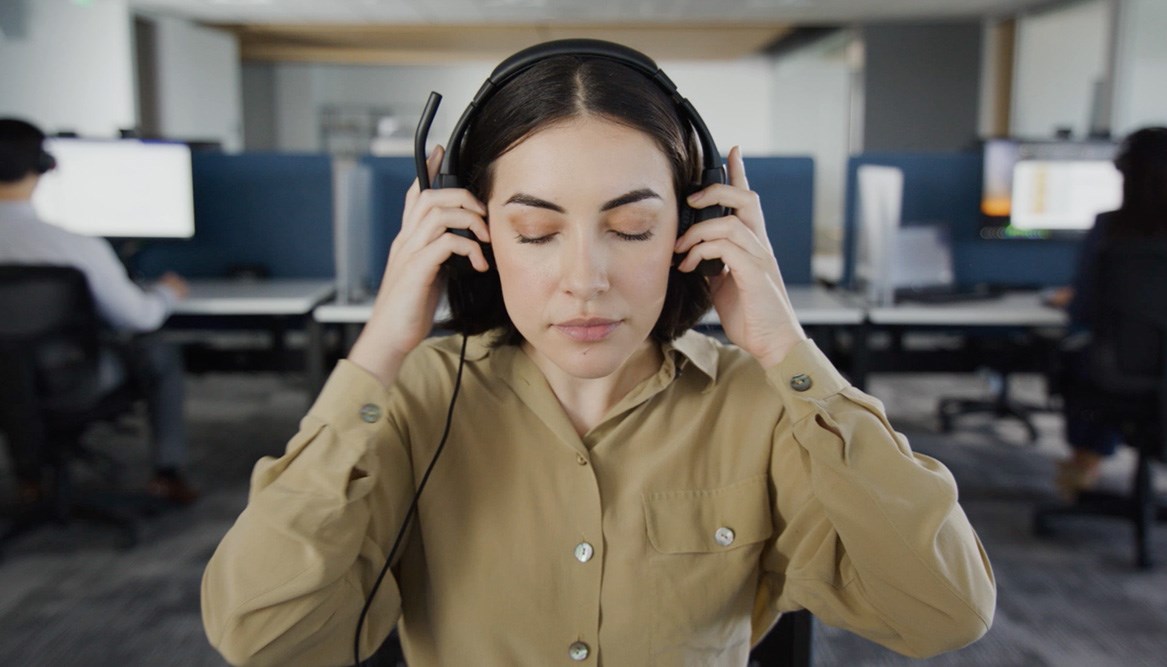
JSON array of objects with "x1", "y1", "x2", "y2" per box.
[{"x1": 1, "y1": 1, "x2": 1166, "y2": 666}]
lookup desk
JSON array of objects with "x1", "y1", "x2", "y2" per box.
[
  {"x1": 866, "y1": 292, "x2": 1067, "y2": 328},
  {"x1": 174, "y1": 279, "x2": 336, "y2": 316},
  {"x1": 167, "y1": 279, "x2": 336, "y2": 385},
  {"x1": 309, "y1": 285, "x2": 865, "y2": 393},
  {"x1": 857, "y1": 291, "x2": 1068, "y2": 435}
]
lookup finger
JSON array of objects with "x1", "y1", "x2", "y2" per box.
[
  {"x1": 727, "y1": 146, "x2": 749, "y2": 190},
  {"x1": 417, "y1": 233, "x2": 491, "y2": 273},
  {"x1": 686, "y1": 183, "x2": 761, "y2": 216},
  {"x1": 404, "y1": 145, "x2": 447, "y2": 212},
  {"x1": 684, "y1": 185, "x2": 766, "y2": 239},
  {"x1": 418, "y1": 208, "x2": 491, "y2": 246},
  {"x1": 404, "y1": 186, "x2": 487, "y2": 236},
  {"x1": 677, "y1": 238, "x2": 767, "y2": 275},
  {"x1": 674, "y1": 217, "x2": 770, "y2": 260}
]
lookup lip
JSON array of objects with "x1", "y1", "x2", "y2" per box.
[{"x1": 554, "y1": 318, "x2": 621, "y2": 342}]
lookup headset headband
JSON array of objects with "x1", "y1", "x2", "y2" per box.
[{"x1": 435, "y1": 38, "x2": 723, "y2": 188}]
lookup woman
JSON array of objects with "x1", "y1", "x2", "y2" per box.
[
  {"x1": 202, "y1": 42, "x2": 994, "y2": 666},
  {"x1": 1051, "y1": 126, "x2": 1167, "y2": 498}
]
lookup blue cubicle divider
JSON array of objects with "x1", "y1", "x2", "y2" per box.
[
  {"x1": 842, "y1": 152, "x2": 1081, "y2": 289},
  {"x1": 360, "y1": 155, "x2": 815, "y2": 289},
  {"x1": 134, "y1": 152, "x2": 335, "y2": 279},
  {"x1": 361, "y1": 156, "x2": 417, "y2": 291},
  {"x1": 744, "y1": 156, "x2": 815, "y2": 286}
]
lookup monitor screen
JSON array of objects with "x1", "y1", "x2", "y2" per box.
[
  {"x1": 32, "y1": 138, "x2": 196, "y2": 239},
  {"x1": 980, "y1": 138, "x2": 1122, "y2": 239}
]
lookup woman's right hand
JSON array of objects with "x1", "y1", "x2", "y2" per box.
[{"x1": 347, "y1": 145, "x2": 491, "y2": 387}]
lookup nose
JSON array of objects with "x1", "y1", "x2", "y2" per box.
[{"x1": 560, "y1": 233, "x2": 609, "y2": 300}]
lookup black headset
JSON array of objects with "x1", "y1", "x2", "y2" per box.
[{"x1": 414, "y1": 38, "x2": 728, "y2": 275}]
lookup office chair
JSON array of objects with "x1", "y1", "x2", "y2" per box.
[
  {"x1": 935, "y1": 323, "x2": 1057, "y2": 444},
  {"x1": 1033, "y1": 239, "x2": 1167, "y2": 569},
  {"x1": 0, "y1": 265, "x2": 153, "y2": 555},
  {"x1": 362, "y1": 609, "x2": 814, "y2": 666}
]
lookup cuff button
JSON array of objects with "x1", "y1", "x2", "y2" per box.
[
  {"x1": 790, "y1": 373, "x2": 813, "y2": 392},
  {"x1": 359, "y1": 403, "x2": 382, "y2": 423}
]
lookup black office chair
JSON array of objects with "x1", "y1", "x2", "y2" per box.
[
  {"x1": 750, "y1": 609, "x2": 814, "y2": 667},
  {"x1": 937, "y1": 333, "x2": 1046, "y2": 444},
  {"x1": 0, "y1": 265, "x2": 155, "y2": 555},
  {"x1": 1033, "y1": 239, "x2": 1167, "y2": 569}
]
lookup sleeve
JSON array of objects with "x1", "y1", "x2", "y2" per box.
[
  {"x1": 77, "y1": 238, "x2": 174, "y2": 332},
  {"x1": 1067, "y1": 213, "x2": 1109, "y2": 328},
  {"x1": 754, "y1": 340, "x2": 996, "y2": 658},
  {"x1": 201, "y1": 360, "x2": 415, "y2": 667}
]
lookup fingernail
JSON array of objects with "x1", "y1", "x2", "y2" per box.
[{"x1": 687, "y1": 191, "x2": 703, "y2": 204}]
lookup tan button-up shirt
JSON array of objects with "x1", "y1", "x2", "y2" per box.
[{"x1": 202, "y1": 332, "x2": 995, "y2": 666}]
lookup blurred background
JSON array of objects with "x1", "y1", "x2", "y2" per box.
[{"x1": 1, "y1": 1, "x2": 1165, "y2": 665}]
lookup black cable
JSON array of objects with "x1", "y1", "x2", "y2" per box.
[{"x1": 353, "y1": 333, "x2": 469, "y2": 667}]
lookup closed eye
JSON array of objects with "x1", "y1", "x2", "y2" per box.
[
  {"x1": 516, "y1": 233, "x2": 555, "y2": 245},
  {"x1": 613, "y1": 229, "x2": 654, "y2": 241}
]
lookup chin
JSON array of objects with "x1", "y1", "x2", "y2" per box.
[{"x1": 525, "y1": 328, "x2": 648, "y2": 380}]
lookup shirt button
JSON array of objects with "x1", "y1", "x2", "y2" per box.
[
  {"x1": 359, "y1": 403, "x2": 382, "y2": 423},
  {"x1": 790, "y1": 373, "x2": 813, "y2": 392},
  {"x1": 574, "y1": 542, "x2": 594, "y2": 563},
  {"x1": 568, "y1": 641, "x2": 590, "y2": 661},
  {"x1": 576, "y1": 454, "x2": 588, "y2": 466},
  {"x1": 714, "y1": 526, "x2": 735, "y2": 547}
]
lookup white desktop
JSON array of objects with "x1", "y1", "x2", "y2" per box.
[{"x1": 32, "y1": 138, "x2": 196, "y2": 239}]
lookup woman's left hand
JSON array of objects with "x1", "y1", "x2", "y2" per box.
[{"x1": 675, "y1": 146, "x2": 808, "y2": 369}]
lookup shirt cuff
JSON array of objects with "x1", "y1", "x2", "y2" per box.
[
  {"x1": 308, "y1": 359, "x2": 395, "y2": 432},
  {"x1": 765, "y1": 339, "x2": 851, "y2": 424}
]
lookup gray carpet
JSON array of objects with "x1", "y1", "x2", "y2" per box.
[{"x1": 1, "y1": 370, "x2": 1165, "y2": 666}]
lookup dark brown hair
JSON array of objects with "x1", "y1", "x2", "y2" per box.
[
  {"x1": 441, "y1": 55, "x2": 713, "y2": 345},
  {"x1": 1111, "y1": 126, "x2": 1167, "y2": 238}
]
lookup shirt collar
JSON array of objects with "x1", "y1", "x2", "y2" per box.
[
  {"x1": 0, "y1": 201, "x2": 40, "y2": 224},
  {"x1": 662, "y1": 329, "x2": 720, "y2": 385},
  {"x1": 475, "y1": 327, "x2": 721, "y2": 387}
]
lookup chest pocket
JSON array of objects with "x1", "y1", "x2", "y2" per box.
[
  {"x1": 642, "y1": 475, "x2": 774, "y2": 664},
  {"x1": 644, "y1": 475, "x2": 773, "y2": 554}
]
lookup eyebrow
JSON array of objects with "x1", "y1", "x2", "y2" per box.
[{"x1": 502, "y1": 188, "x2": 662, "y2": 214}]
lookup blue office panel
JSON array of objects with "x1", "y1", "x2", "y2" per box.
[
  {"x1": 362, "y1": 156, "x2": 417, "y2": 291},
  {"x1": 360, "y1": 155, "x2": 815, "y2": 289},
  {"x1": 134, "y1": 152, "x2": 335, "y2": 279},
  {"x1": 842, "y1": 152, "x2": 1080, "y2": 288},
  {"x1": 744, "y1": 156, "x2": 815, "y2": 286}
]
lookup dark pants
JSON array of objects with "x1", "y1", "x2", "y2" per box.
[{"x1": 1059, "y1": 345, "x2": 1123, "y2": 457}]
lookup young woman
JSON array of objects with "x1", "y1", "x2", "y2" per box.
[{"x1": 202, "y1": 42, "x2": 995, "y2": 666}]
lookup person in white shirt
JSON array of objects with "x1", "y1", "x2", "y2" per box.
[{"x1": 0, "y1": 117, "x2": 198, "y2": 505}]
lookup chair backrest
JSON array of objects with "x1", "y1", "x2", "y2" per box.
[
  {"x1": 0, "y1": 265, "x2": 104, "y2": 413},
  {"x1": 1089, "y1": 239, "x2": 1167, "y2": 456}
]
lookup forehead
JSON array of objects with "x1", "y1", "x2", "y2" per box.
[{"x1": 489, "y1": 117, "x2": 676, "y2": 200}]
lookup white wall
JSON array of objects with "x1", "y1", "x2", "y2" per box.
[
  {"x1": 1112, "y1": 0, "x2": 1167, "y2": 135},
  {"x1": 769, "y1": 35, "x2": 854, "y2": 252},
  {"x1": 0, "y1": 0, "x2": 136, "y2": 136},
  {"x1": 149, "y1": 16, "x2": 243, "y2": 150},
  {"x1": 259, "y1": 57, "x2": 777, "y2": 155},
  {"x1": 1011, "y1": 0, "x2": 1111, "y2": 138}
]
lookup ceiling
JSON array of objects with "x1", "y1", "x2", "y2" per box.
[{"x1": 127, "y1": 0, "x2": 1062, "y2": 63}]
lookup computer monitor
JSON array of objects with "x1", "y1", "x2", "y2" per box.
[
  {"x1": 980, "y1": 138, "x2": 1122, "y2": 239},
  {"x1": 32, "y1": 138, "x2": 196, "y2": 239}
]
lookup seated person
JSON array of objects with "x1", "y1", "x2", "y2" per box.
[
  {"x1": 1045, "y1": 126, "x2": 1167, "y2": 499},
  {"x1": 202, "y1": 43, "x2": 994, "y2": 665},
  {"x1": 0, "y1": 118, "x2": 198, "y2": 505}
]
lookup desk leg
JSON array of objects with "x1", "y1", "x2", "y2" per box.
[
  {"x1": 307, "y1": 318, "x2": 325, "y2": 398},
  {"x1": 850, "y1": 322, "x2": 869, "y2": 392}
]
